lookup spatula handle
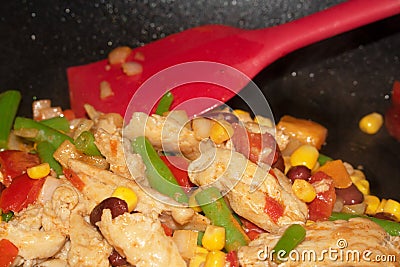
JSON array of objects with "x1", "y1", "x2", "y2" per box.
[{"x1": 253, "y1": 0, "x2": 400, "y2": 60}]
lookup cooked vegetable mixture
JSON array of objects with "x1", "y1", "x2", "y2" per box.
[{"x1": 0, "y1": 84, "x2": 400, "y2": 267}]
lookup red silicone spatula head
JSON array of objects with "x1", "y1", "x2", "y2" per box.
[{"x1": 68, "y1": 0, "x2": 400, "y2": 118}]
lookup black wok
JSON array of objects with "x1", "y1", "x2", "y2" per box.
[{"x1": 0, "y1": 0, "x2": 399, "y2": 199}]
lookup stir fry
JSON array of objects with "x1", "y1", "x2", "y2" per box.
[{"x1": 0, "y1": 86, "x2": 399, "y2": 267}]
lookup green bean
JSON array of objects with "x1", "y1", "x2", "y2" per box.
[
  {"x1": 317, "y1": 153, "x2": 332, "y2": 166},
  {"x1": 75, "y1": 131, "x2": 102, "y2": 156},
  {"x1": 36, "y1": 141, "x2": 63, "y2": 176},
  {"x1": 195, "y1": 187, "x2": 250, "y2": 252},
  {"x1": 131, "y1": 136, "x2": 188, "y2": 203},
  {"x1": 155, "y1": 91, "x2": 174, "y2": 115},
  {"x1": 40, "y1": 117, "x2": 70, "y2": 133},
  {"x1": 1, "y1": 210, "x2": 14, "y2": 222},
  {"x1": 0, "y1": 90, "x2": 21, "y2": 149},
  {"x1": 329, "y1": 212, "x2": 400, "y2": 236},
  {"x1": 272, "y1": 224, "x2": 306, "y2": 263},
  {"x1": 13, "y1": 117, "x2": 73, "y2": 148}
]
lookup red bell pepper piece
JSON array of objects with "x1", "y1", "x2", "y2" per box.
[
  {"x1": 63, "y1": 169, "x2": 85, "y2": 192},
  {"x1": 161, "y1": 223, "x2": 173, "y2": 237},
  {"x1": 159, "y1": 155, "x2": 194, "y2": 193},
  {"x1": 307, "y1": 171, "x2": 336, "y2": 221},
  {"x1": 0, "y1": 239, "x2": 18, "y2": 267},
  {"x1": 0, "y1": 173, "x2": 45, "y2": 213},
  {"x1": 385, "y1": 81, "x2": 400, "y2": 141},
  {"x1": 240, "y1": 217, "x2": 266, "y2": 241},
  {"x1": 0, "y1": 150, "x2": 40, "y2": 187}
]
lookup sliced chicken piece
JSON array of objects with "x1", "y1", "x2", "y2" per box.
[
  {"x1": 238, "y1": 218, "x2": 400, "y2": 267},
  {"x1": 0, "y1": 221, "x2": 66, "y2": 260},
  {"x1": 35, "y1": 259, "x2": 69, "y2": 267},
  {"x1": 67, "y1": 213, "x2": 112, "y2": 267},
  {"x1": 124, "y1": 112, "x2": 200, "y2": 160},
  {"x1": 98, "y1": 209, "x2": 186, "y2": 267},
  {"x1": 188, "y1": 148, "x2": 308, "y2": 233},
  {"x1": 67, "y1": 159, "x2": 196, "y2": 225}
]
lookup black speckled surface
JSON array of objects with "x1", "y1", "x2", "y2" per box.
[{"x1": 0, "y1": 1, "x2": 399, "y2": 199}]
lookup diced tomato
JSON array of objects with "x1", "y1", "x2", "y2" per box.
[
  {"x1": 0, "y1": 173, "x2": 45, "y2": 213},
  {"x1": 307, "y1": 171, "x2": 336, "y2": 221},
  {"x1": 161, "y1": 223, "x2": 173, "y2": 236},
  {"x1": 385, "y1": 106, "x2": 400, "y2": 141},
  {"x1": 226, "y1": 251, "x2": 239, "y2": 267},
  {"x1": 63, "y1": 169, "x2": 85, "y2": 192},
  {"x1": 391, "y1": 80, "x2": 400, "y2": 106},
  {"x1": 160, "y1": 155, "x2": 194, "y2": 193},
  {"x1": 264, "y1": 195, "x2": 284, "y2": 223},
  {"x1": 0, "y1": 150, "x2": 40, "y2": 187},
  {"x1": 0, "y1": 239, "x2": 19, "y2": 267},
  {"x1": 240, "y1": 218, "x2": 266, "y2": 241},
  {"x1": 62, "y1": 109, "x2": 76, "y2": 121}
]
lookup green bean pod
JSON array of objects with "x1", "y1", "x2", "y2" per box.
[
  {"x1": 37, "y1": 141, "x2": 63, "y2": 176},
  {"x1": 40, "y1": 117, "x2": 70, "y2": 133},
  {"x1": 272, "y1": 224, "x2": 306, "y2": 263},
  {"x1": 195, "y1": 187, "x2": 250, "y2": 252},
  {"x1": 155, "y1": 91, "x2": 174, "y2": 115},
  {"x1": 131, "y1": 136, "x2": 188, "y2": 203},
  {"x1": 0, "y1": 90, "x2": 21, "y2": 149},
  {"x1": 329, "y1": 212, "x2": 400, "y2": 236},
  {"x1": 75, "y1": 131, "x2": 102, "y2": 156}
]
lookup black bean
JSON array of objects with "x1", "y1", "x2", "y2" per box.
[
  {"x1": 108, "y1": 249, "x2": 128, "y2": 266},
  {"x1": 286, "y1": 165, "x2": 311, "y2": 182},
  {"x1": 90, "y1": 197, "x2": 128, "y2": 226},
  {"x1": 335, "y1": 184, "x2": 364, "y2": 205},
  {"x1": 272, "y1": 148, "x2": 285, "y2": 173}
]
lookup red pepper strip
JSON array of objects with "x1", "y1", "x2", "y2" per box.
[
  {"x1": 307, "y1": 171, "x2": 336, "y2": 221},
  {"x1": 161, "y1": 223, "x2": 173, "y2": 237},
  {"x1": 159, "y1": 155, "x2": 194, "y2": 193},
  {"x1": 0, "y1": 239, "x2": 19, "y2": 267},
  {"x1": 240, "y1": 217, "x2": 266, "y2": 241},
  {"x1": 0, "y1": 173, "x2": 45, "y2": 213},
  {"x1": 63, "y1": 169, "x2": 85, "y2": 192},
  {"x1": 264, "y1": 195, "x2": 284, "y2": 223},
  {"x1": 0, "y1": 150, "x2": 40, "y2": 187},
  {"x1": 226, "y1": 251, "x2": 240, "y2": 267},
  {"x1": 385, "y1": 81, "x2": 400, "y2": 141}
]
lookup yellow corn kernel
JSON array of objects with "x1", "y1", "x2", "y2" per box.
[
  {"x1": 350, "y1": 169, "x2": 366, "y2": 183},
  {"x1": 292, "y1": 179, "x2": 317, "y2": 203},
  {"x1": 204, "y1": 250, "x2": 226, "y2": 267},
  {"x1": 354, "y1": 179, "x2": 370, "y2": 195},
  {"x1": 290, "y1": 144, "x2": 319, "y2": 169},
  {"x1": 376, "y1": 199, "x2": 387, "y2": 214},
  {"x1": 202, "y1": 225, "x2": 225, "y2": 251},
  {"x1": 189, "y1": 247, "x2": 209, "y2": 267},
  {"x1": 210, "y1": 120, "x2": 233, "y2": 144},
  {"x1": 306, "y1": 220, "x2": 315, "y2": 226},
  {"x1": 359, "y1": 112, "x2": 383, "y2": 134},
  {"x1": 27, "y1": 163, "x2": 50, "y2": 179},
  {"x1": 364, "y1": 195, "x2": 380, "y2": 215},
  {"x1": 254, "y1": 115, "x2": 273, "y2": 127},
  {"x1": 112, "y1": 186, "x2": 138, "y2": 212},
  {"x1": 383, "y1": 199, "x2": 400, "y2": 221}
]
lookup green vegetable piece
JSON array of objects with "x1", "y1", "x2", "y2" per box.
[
  {"x1": 40, "y1": 116, "x2": 70, "y2": 133},
  {"x1": 329, "y1": 212, "x2": 400, "y2": 236},
  {"x1": 0, "y1": 90, "x2": 21, "y2": 149},
  {"x1": 131, "y1": 136, "x2": 188, "y2": 203},
  {"x1": 197, "y1": 231, "x2": 204, "y2": 246},
  {"x1": 37, "y1": 141, "x2": 63, "y2": 176},
  {"x1": 272, "y1": 224, "x2": 306, "y2": 263},
  {"x1": 1, "y1": 211, "x2": 14, "y2": 222},
  {"x1": 75, "y1": 131, "x2": 102, "y2": 156},
  {"x1": 317, "y1": 153, "x2": 332, "y2": 166},
  {"x1": 13, "y1": 117, "x2": 73, "y2": 148},
  {"x1": 195, "y1": 187, "x2": 250, "y2": 252},
  {"x1": 155, "y1": 91, "x2": 174, "y2": 115}
]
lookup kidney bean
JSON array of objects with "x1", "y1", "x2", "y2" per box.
[
  {"x1": 286, "y1": 165, "x2": 311, "y2": 182},
  {"x1": 204, "y1": 112, "x2": 239, "y2": 124},
  {"x1": 90, "y1": 197, "x2": 128, "y2": 226},
  {"x1": 335, "y1": 184, "x2": 364, "y2": 205},
  {"x1": 108, "y1": 249, "x2": 128, "y2": 266}
]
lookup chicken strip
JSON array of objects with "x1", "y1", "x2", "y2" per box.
[
  {"x1": 124, "y1": 112, "x2": 200, "y2": 160},
  {"x1": 188, "y1": 148, "x2": 308, "y2": 233},
  {"x1": 98, "y1": 209, "x2": 186, "y2": 267},
  {"x1": 67, "y1": 213, "x2": 112, "y2": 267},
  {"x1": 238, "y1": 217, "x2": 400, "y2": 267}
]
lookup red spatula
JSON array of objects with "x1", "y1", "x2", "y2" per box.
[{"x1": 68, "y1": 0, "x2": 400, "y2": 118}]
